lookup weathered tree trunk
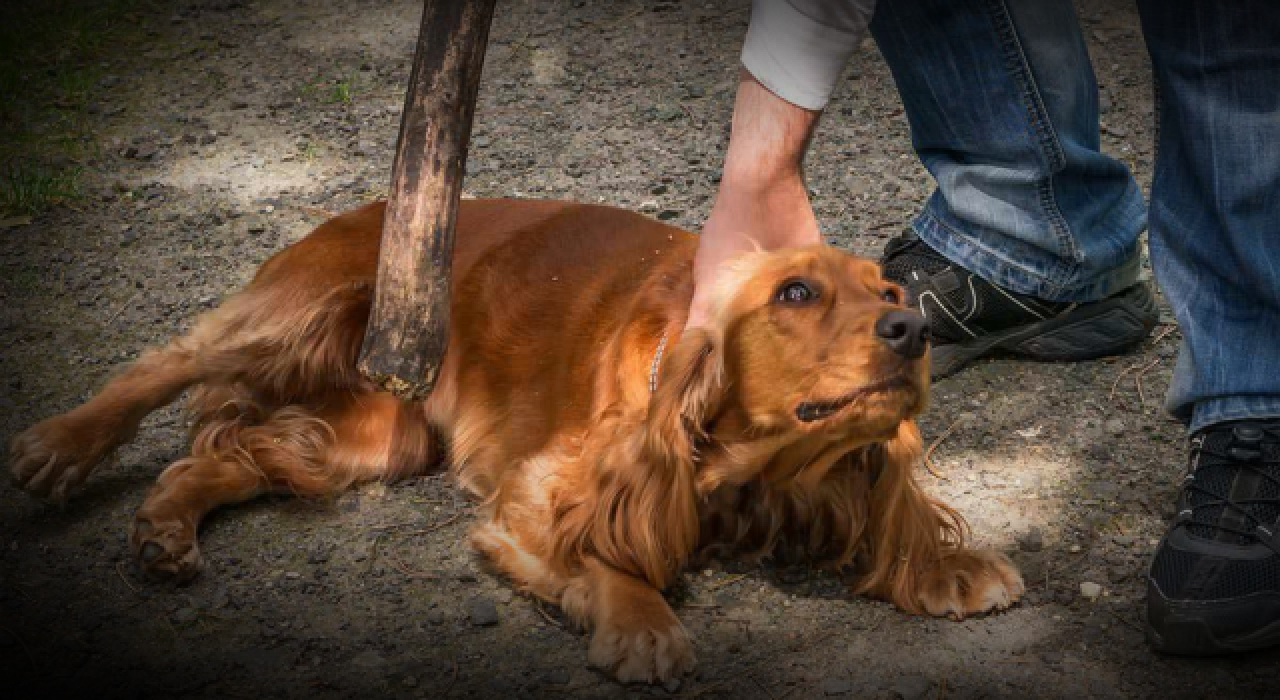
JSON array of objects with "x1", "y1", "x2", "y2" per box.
[{"x1": 358, "y1": 0, "x2": 497, "y2": 400}]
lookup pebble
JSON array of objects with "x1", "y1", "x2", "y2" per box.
[
  {"x1": 1104, "y1": 418, "x2": 1126, "y2": 436},
  {"x1": 466, "y1": 596, "x2": 499, "y2": 626},
  {"x1": 172, "y1": 607, "x2": 199, "y2": 624},
  {"x1": 820, "y1": 678, "x2": 854, "y2": 696},
  {"x1": 891, "y1": 674, "x2": 933, "y2": 700},
  {"x1": 1019, "y1": 527, "x2": 1045, "y2": 553},
  {"x1": 541, "y1": 669, "x2": 571, "y2": 685},
  {"x1": 1080, "y1": 582, "x2": 1103, "y2": 600}
]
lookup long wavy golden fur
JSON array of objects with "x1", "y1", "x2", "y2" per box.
[{"x1": 11, "y1": 198, "x2": 1023, "y2": 684}]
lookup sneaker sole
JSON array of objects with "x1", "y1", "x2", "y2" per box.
[
  {"x1": 1146, "y1": 581, "x2": 1280, "y2": 656},
  {"x1": 930, "y1": 282, "x2": 1158, "y2": 379}
]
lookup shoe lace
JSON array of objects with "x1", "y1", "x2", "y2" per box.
[{"x1": 1180, "y1": 424, "x2": 1280, "y2": 547}]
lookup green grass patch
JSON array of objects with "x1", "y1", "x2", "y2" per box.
[
  {"x1": 0, "y1": 0, "x2": 147, "y2": 216},
  {"x1": 0, "y1": 164, "x2": 84, "y2": 216},
  {"x1": 302, "y1": 67, "x2": 360, "y2": 106}
]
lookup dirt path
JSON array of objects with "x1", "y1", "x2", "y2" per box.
[{"x1": 2, "y1": 1, "x2": 1275, "y2": 698}]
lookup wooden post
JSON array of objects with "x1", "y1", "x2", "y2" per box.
[{"x1": 358, "y1": 0, "x2": 497, "y2": 400}]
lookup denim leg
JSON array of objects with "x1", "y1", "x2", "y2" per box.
[
  {"x1": 868, "y1": 0, "x2": 1147, "y2": 302},
  {"x1": 1135, "y1": 0, "x2": 1280, "y2": 432}
]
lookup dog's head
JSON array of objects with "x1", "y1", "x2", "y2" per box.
[
  {"x1": 715, "y1": 244, "x2": 928, "y2": 430},
  {"x1": 652, "y1": 245, "x2": 929, "y2": 465}
]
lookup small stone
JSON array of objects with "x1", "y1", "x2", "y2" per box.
[
  {"x1": 820, "y1": 678, "x2": 853, "y2": 696},
  {"x1": 1088, "y1": 679, "x2": 1125, "y2": 700},
  {"x1": 200, "y1": 131, "x2": 218, "y2": 145},
  {"x1": 656, "y1": 209, "x2": 680, "y2": 221},
  {"x1": 308, "y1": 546, "x2": 332, "y2": 564},
  {"x1": 541, "y1": 668, "x2": 571, "y2": 685},
  {"x1": 1104, "y1": 418, "x2": 1126, "y2": 436},
  {"x1": 891, "y1": 674, "x2": 933, "y2": 700},
  {"x1": 1080, "y1": 581, "x2": 1103, "y2": 600},
  {"x1": 1018, "y1": 527, "x2": 1045, "y2": 553},
  {"x1": 466, "y1": 597, "x2": 499, "y2": 626},
  {"x1": 172, "y1": 607, "x2": 198, "y2": 624},
  {"x1": 350, "y1": 650, "x2": 386, "y2": 669},
  {"x1": 649, "y1": 183, "x2": 668, "y2": 195}
]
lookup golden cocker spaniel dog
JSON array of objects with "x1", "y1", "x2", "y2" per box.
[{"x1": 10, "y1": 198, "x2": 1023, "y2": 683}]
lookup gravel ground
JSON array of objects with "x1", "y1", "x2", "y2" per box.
[{"x1": 3, "y1": 1, "x2": 1277, "y2": 698}]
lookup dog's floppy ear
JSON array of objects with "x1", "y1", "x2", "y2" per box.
[
  {"x1": 644, "y1": 327, "x2": 725, "y2": 466},
  {"x1": 550, "y1": 328, "x2": 725, "y2": 590},
  {"x1": 853, "y1": 420, "x2": 969, "y2": 612}
]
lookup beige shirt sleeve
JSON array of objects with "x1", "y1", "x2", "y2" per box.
[{"x1": 740, "y1": 0, "x2": 877, "y2": 110}]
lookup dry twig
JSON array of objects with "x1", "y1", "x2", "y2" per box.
[
  {"x1": 0, "y1": 625, "x2": 37, "y2": 670},
  {"x1": 1152, "y1": 324, "x2": 1178, "y2": 345},
  {"x1": 923, "y1": 417, "x2": 964, "y2": 479},
  {"x1": 532, "y1": 600, "x2": 564, "y2": 629},
  {"x1": 116, "y1": 561, "x2": 139, "y2": 594},
  {"x1": 394, "y1": 511, "x2": 466, "y2": 538},
  {"x1": 1134, "y1": 357, "x2": 1161, "y2": 409},
  {"x1": 1109, "y1": 361, "x2": 1142, "y2": 405},
  {"x1": 387, "y1": 550, "x2": 441, "y2": 581},
  {"x1": 105, "y1": 290, "x2": 139, "y2": 326},
  {"x1": 706, "y1": 572, "x2": 750, "y2": 591}
]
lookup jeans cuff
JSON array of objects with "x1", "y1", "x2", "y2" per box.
[
  {"x1": 1188, "y1": 397, "x2": 1280, "y2": 434},
  {"x1": 911, "y1": 206, "x2": 1143, "y2": 303}
]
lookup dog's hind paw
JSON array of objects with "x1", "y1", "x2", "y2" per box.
[
  {"x1": 9, "y1": 414, "x2": 110, "y2": 501},
  {"x1": 131, "y1": 516, "x2": 205, "y2": 584}
]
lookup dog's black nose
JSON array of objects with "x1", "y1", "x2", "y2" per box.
[{"x1": 875, "y1": 310, "x2": 930, "y2": 358}]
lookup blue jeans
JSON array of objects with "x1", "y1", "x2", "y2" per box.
[{"x1": 868, "y1": 0, "x2": 1280, "y2": 433}]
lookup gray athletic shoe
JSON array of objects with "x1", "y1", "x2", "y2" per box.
[{"x1": 880, "y1": 231, "x2": 1158, "y2": 378}]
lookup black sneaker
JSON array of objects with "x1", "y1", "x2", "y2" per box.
[
  {"x1": 880, "y1": 231, "x2": 1158, "y2": 378},
  {"x1": 1147, "y1": 420, "x2": 1280, "y2": 655}
]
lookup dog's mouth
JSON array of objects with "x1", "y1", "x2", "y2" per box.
[{"x1": 795, "y1": 375, "x2": 914, "y2": 423}]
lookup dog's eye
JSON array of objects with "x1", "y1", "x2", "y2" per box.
[
  {"x1": 777, "y1": 280, "x2": 817, "y2": 304},
  {"x1": 882, "y1": 288, "x2": 902, "y2": 304}
]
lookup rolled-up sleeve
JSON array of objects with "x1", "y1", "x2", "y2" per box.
[{"x1": 740, "y1": 0, "x2": 876, "y2": 110}]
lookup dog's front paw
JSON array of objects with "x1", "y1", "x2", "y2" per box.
[
  {"x1": 10, "y1": 414, "x2": 110, "y2": 501},
  {"x1": 917, "y1": 549, "x2": 1025, "y2": 619},
  {"x1": 131, "y1": 516, "x2": 204, "y2": 584},
  {"x1": 588, "y1": 613, "x2": 695, "y2": 685}
]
